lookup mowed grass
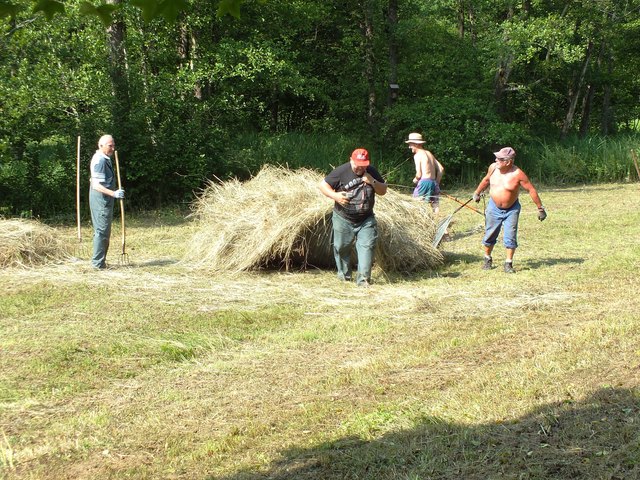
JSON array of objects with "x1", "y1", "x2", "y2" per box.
[{"x1": 1, "y1": 183, "x2": 640, "y2": 479}]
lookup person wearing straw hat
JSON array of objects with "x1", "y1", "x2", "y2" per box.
[
  {"x1": 319, "y1": 148, "x2": 387, "y2": 286},
  {"x1": 405, "y1": 132, "x2": 444, "y2": 214},
  {"x1": 89, "y1": 134, "x2": 125, "y2": 270},
  {"x1": 472, "y1": 146, "x2": 546, "y2": 273}
]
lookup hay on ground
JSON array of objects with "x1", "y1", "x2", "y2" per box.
[
  {"x1": 0, "y1": 218, "x2": 72, "y2": 268},
  {"x1": 184, "y1": 165, "x2": 444, "y2": 273}
]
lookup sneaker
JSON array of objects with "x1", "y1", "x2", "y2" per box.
[
  {"x1": 482, "y1": 257, "x2": 492, "y2": 270},
  {"x1": 504, "y1": 262, "x2": 515, "y2": 273}
]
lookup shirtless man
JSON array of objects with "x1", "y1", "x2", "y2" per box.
[
  {"x1": 405, "y1": 132, "x2": 444, "y2": 213},
  {"x1": 472, "y1": 146, "x2": 546, "y2": 273}
]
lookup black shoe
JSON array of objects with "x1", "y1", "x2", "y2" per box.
[
  {"x1": 482, "y1": 257, "x2": 492, "y2": 270},
  {"x1": 504, "y1": 262, "x2": 515, "y2": 273}
]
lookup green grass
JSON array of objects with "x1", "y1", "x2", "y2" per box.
[{"x1": 1, "y1": 183, "x2": 640, "y2": 479}]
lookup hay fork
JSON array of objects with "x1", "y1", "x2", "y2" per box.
[{"x1": 114, "y1": 151, "x2": 130, "y2": 266}]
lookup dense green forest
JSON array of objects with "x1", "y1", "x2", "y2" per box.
[{"x1": 1, "y1": 0, "x2": 639, "y2": 215}]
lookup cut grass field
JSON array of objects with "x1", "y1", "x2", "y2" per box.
[{"x1": 1, "y1": 183, "x2": 639, "y2": 479}]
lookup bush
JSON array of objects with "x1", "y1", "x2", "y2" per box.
[
  {"x1": 1, "y1": 135, "x2": 74, "y2": 217},
  {"x1": 380, "y1": 98, "x2": 530, "y2": 179}
]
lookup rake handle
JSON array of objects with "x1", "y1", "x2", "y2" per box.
[
  {"x1": 114, "y1": 151, "x2": 126, "y2": 255},
  {"x1": 451, "y1": 196, "x2": 475, "y2": 215},
  {"x1": 441, "y1": 192, "x2": 484, "y2": 215}
]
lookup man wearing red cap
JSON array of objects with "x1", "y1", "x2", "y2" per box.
[
  {"x1": 319, "y1": 148, "x2": 387, "y2": 286},
  {"x1": 472, "y1": 147, "x2": 547, "y2": 273}
]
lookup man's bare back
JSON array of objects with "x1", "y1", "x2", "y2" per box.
[{"x1": 414, "y1": 149, "x2": 442, "y2": 181}]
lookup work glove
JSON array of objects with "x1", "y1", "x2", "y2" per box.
[
  {"x1": 114, "y1": 189, "x2": 125, "y2": 199},
  {"x1": 537, "y1": 207, "x2": 547, "y2": 221},
  {"x1": 473, "y1": 192, "x2": 481, "y2": 203}
]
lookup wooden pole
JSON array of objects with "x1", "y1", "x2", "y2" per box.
[
  {"x1": 441, "y1": 192, "x2": 484, "y2": 215},
  {"x1": 76, "y1": 136, "x2": 81, "y2": 243},
  {"x1": 631, "y1": 149, "x2": 640, "y2": 182}
]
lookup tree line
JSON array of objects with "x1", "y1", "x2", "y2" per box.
[{"x1": 1, "y1": 0, "x2": 639, "y2": 216}]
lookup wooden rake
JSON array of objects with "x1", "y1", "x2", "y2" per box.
[
  {"x1": 74, "y1": 136, "x2": 88, "y2": 257},
  {"x1": 432, "y1": 197, "x2": 475, "y2": 248},
  {"x1": 114, "y1": 151, "x2": 130, "y2": 266}
]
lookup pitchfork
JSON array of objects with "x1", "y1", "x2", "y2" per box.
[{"x1": 114, "y1": 151, "x2": 130, "y2": 266}]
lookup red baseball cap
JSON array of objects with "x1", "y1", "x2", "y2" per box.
[{"x1": 350, "y1": 148, "x2": 370, "y2": 166}]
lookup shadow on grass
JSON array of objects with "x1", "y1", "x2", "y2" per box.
[
  {"x1": 447, "y1": 224, "x2": 485, "y2": 241},
  {"x1": 213, "y1": 387, "x2": 639, "y2": 480},
  {"x1": 441, "y1": 254, "x2": 585, "y2": 272},
  {"x1": 132, "y1": 258, "x2": 181, "y2": 267},
  {"x1": 523, "y1": 257, "x2": 585, "y2": 269}
]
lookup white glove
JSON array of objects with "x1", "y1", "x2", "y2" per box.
[{"x1": 114, "y1": 189, "x2": 125, "y2": 199}]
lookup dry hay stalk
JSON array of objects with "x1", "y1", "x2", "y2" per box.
[
  {"x1": 0, "y1": 218, "x2": 72, "y2": 268},
  {"x1": 184, "y1": 165, "x2": 443, "y2": 273}
]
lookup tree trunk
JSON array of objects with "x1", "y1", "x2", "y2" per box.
[
  {"x1": 468, "y1": 3, "x2": 477, "y2": 46},
  {"x1": 457, "y1": 0, "x2": 465, "y2": 38},
  {"x1": 579, "y1": 40, "x2": 606, "y2": 138},
  {"x1": 494, "y1": 7, "x2": 514, "y2": 117},
  {"x1": 600, "y1": 44, "x2": 614, "y2": 135},
  {"x1": 178, "y1": 20, "x2": 202, "y2": 100},
  {"x1": 561, "y1": 41, "x2": 593, "y2": 138},
  {"x1": 387, "y1": 0, "x2": 398, "y2": 106},
  {"x1": 105, "y1": 0, "x2": 130, "y2": 132},
  {"x1": 578, "y1": 83, "x2": 594, "y2": 138},
  {"x1": 362, "y1": 0, "x2": 376, "y2": 132},
  {"x1": 494, "y1": 54, "x2": 513, "y2": 117}
]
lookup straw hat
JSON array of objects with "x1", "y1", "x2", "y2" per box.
[{"x1": 405, "y1": 133, "x2": 426, "y2": 144}]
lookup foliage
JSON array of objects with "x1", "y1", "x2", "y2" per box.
[
  {"x1": 0, "y1": 0, "x2": 246, "y2": 23},
  {"x1": 0, "y1": 0, "x2": 639, "y2": 215}
]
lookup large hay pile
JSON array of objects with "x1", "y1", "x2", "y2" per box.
[
  {"x1": 184, "y1": 165, "x2": 443, "y2": 273},
  {"x1": 0, "y1": 218, "x2": 72, "y2": 268}
]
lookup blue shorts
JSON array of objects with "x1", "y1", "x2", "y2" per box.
[
  {"x1": 482, "y1": 198, "x2": 521, "y2": 249},
  {"x1": 413, "y1": 179, "x2": 440, "y2": 205}
]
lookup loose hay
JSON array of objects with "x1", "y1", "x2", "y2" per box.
[
  {"x1": 184, "y1": 165, "x2": 444, "y2": 273},
  {"x1": 0, "y1": 218, "x2": 72, "y2": 268}
]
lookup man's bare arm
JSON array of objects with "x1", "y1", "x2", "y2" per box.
[
  {"x1": 474, "y1": 164, "x2": 495, "y2": 196},
  {"x1": 518, "y1": 172, "x2": 543, "y2": 208}
]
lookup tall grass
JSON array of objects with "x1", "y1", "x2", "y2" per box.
[
  {"x1": 226, "y1": 132, "x2": 359, "y2": 174},
  {"x1": 225, "y1": 132, "x2": 411, "y2": 182},
  {"x1": 520, "y1": 134, "x2": 640, "y2": 184},
  {"x1": 224, "y1": 132, "x2": 640, "y2": 189}
]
